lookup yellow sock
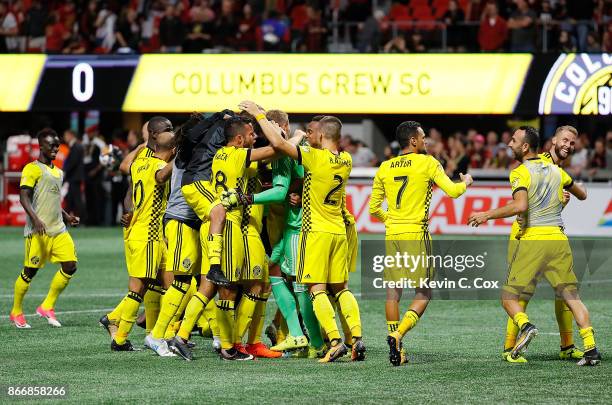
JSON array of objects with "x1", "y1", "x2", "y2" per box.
[
  {"x1": 107, "y1": 296, "x2": 128, "y2": 323},
  {"x1": 504, "y1": 299, "x2": 528, "y2": 350},
  {"x1": 555, "y1": 300, "x2": 574, "y2": 348},
  {"x1": 579, "y1": 327, "x2": 596, "y2": 351},
  {"x1": 208, "y1": 234, "x2": 223, "y2": 266},
  {"x1": 197, "y1": 312, "x2": 211, "y2": 336},
  {"x1": 331, "y1": 295, "x2": 352, "y2": 343},
  {"x1": 177, "y1": 292, "x2": 210, "y2": 341},
  {"x1": 216, "y1": 299, "x2": 236, "y2": 350},
  {"x1": 513, "y1": 312, "x2": 529, "y2": 330},
  {"x1": 151, "y1": 280, "x2": 187, "y2": 339},
  {"x1": 387, "y1": 320, "x2": 399, "y2": 334},
  {"x1": 235, "y1": 293, "x2": 259, "y2": 344},
  {"x1": 398, "y1": 310, "x2": 419, "y2": 337},
  {"x1": 115, "y1": 291, "x2": 142, "y2": 345},
  {"x1": 311, "y1": 291, "x2": 341, "y2": 342},
  {"x1": 203, "y1": 299, "x2": 219, "y2": 337},
  {"x1": 248, "y1": 293, "x2": 269, "y2": 344},
  {"x1": 11, "y1": 270, "x2": 32, "y2": 315},
  {"x1": 335, "y1": 289, "x2": 362, "y2": 340},
  {"x1": 40, "y1": 269, "x2": 72, "y2": 310},
  {"x1": 174, "y1": 279, "x2": 196, "y2": 323},
  {"x1": 144, "y1": 285, "x2": 163, "y2": 334}
]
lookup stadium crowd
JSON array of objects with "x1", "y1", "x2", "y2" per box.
[
  {"x1": 0, "y1": 0, "x2": 611, "y2": 54},
  {"x1": 5, "y1": 122, "x2": 604, "y2": 227}
]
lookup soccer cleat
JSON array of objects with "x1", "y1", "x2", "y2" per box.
[
  {"x1": 387, "y1": 332, "x2": 403, "y2": 367},
  {"x1": 144, "y1": 334, "x2": 177, "y2": 357},
  {"x1": 511, "y1": 322, "x2": 538, "y2": 360},
  {"x1": 270, "y1": 334, "x2": 308, "y2": 352},
  {"x1": 234, "y1": 343, "x2": 250, "y2": 355},
  {"x1": 502, "y1": 350, "x2": 527, "y2": 363},
  {"x1": 577, "y1": 348, "x2": 602, "y2": 366},
  {"x1": 400, "y1": 347, "x2": 408, "y2": 364},
  {"x1": 168, "y1": 336, "x2": 193, "y2": 361},
  {"x1": 99, "y1": 315, "x2": 118, "y2": 339},
  {"x1": 220, "y1": 347, "x2": 254, "y2": 361},
  {"x1": 186, "y1": 340, "x2": 196, "y2": 349},
  {"x1": 212, "y1": 336, "x2": 222, "y2": 353},
  {"x1": 36, "y1": 306, "x2": 61, "y2": 327},
  {"x1": 318, "y1": 341, "x2": 348, "y2": 363},
  {"x1": 246, "y1": 342, "x2": 282, "y2": 358},
  {"x1": 206, "y1": 267, "x2": 230, "y2": 286},
  {"x1": 9, "y1": 313, "x2": 31, "y2": 329},
  {"x1": 351, "y1": 339, "x2": 366, "y2": 361},
  {"x1": 265, "y1": 323, "x2": 278, "y2": 346},
  {"x1": 111, "y1": 339, "x2": 140, "y2": 352},
  {"x1": 559, "y1": 345, "x2": 584, "y2": 360}
]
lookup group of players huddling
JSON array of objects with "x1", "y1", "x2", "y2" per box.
[{"x1": 9, "y1": 102, "x2": 602, "y2": 366}]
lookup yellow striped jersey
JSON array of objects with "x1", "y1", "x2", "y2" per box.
[
  {"x1": 242, "y1": 162, "x2": 264, "y2": 235},
  {"x1": 211, "y1": 146, "x2": 251, "y2": 225},
  {"x1": 370, "y1": 153, "x2": 466, "y2": 234}
]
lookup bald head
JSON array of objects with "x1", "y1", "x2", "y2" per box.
[{"x1": 156, "y1": 131, "x2": 176, "y2": 152}]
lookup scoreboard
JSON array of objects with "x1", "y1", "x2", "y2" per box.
[{"x1": 0, "y1": 53, "x2": 610, "y2": 115}]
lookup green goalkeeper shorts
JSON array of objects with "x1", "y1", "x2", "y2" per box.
[{"x1": 270, "y1": 228, "x2": 300, "y2": 277}]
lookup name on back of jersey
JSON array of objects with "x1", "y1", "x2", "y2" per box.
[
  {"x1": 329, "y1": 154, "x2": 351, "y2": 167},
  {"x1": 390, "y1": 159, "x2": 412, "y2": 169}
]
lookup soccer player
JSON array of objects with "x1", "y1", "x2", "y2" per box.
[
  {"x1": 468, "y1": 126, "x2": 602, "y2": 366},
  {"x1": 502, "y1": 125, "x2": 582, "y2": 363},
  {"x1": 369, "y1": 121, "x2": 473, "y2": 366},
  {"x1": 235, "y1": 110, "x2": 321, "y2": 356},
  {"x1": 100, "y1": 117, "x2": 173, "y2": 338},
  {"x1": 239, "y1": 101, "x2": 365, "y2": 363},
  {"x1": 145, "y1": 116, "x2": 204, "y2": 356},
  {"x1": 10, "y1": 128, "x2": 80, "y2": 328},
  {"x1": 110, "y1": 131, "x2": 175, "y2": 352}
]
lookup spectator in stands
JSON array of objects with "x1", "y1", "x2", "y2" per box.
[
  {"x1": 487, "y1": 145, "x2": 513, "y2": 169},
  {"x1": 430, "y1": 138, "x2": 449, "y2": 169},
  {"x1": 602, "y1": 22, "x2": 612, "y2": 51},
  {"x1": 302, "y1": 5, "x2": 327, "y2": 52},
  {"x1": 442, "y1": 0, "x2": 466, "y2": 52},
  {"x1": 114, "y1": 7, "x2": 141, "y2": 53},
  {"x1": 160, "y1": 4, "x2": 184, "y2": 53},
  {"x1": 24, "y1": 0, "x2": 47, "y2": 52},
  {"x1": 46, "y1": 13, "x2": 70, "y2": 54},
  {"x1": 484, "y1": 130, "x2": 500, "y2": 159},
  {"x1": 260, "y1": 10, "x2": 288, "y2": 51},
  {"x1": 446, "y1": 136, "x2": 470, "y2": 180},
  {"x1": 80, "y1": 0, "x2": 98, "y2": 48},
  {"x1": 63, "y1": 129, "x2": 86, "y2": 222},
  {"x1": 508, "y1": 0, "x2": 537, "y2": 52},
  {"x1": 409, "y1": 31, "x2": 427, "y2": 52},
  {"x1": 469, "y1": 133, "x2": 488, "y2": 168},
  {"x1": 236, "y1": 2, "x2": 257, "y2": 51},
  {"x1": 214, "y1": 0, "x2": 239, "y2": 49},
  {"x1": 384, "y1": 140, "x2": 400, "y2": 160},
  {"x1": 567, "y1": 0, "x2": 596, "y2": 52},
  {"x1": 0, "y1": 1, "x2": 19, "y2": 53},
  {"x1": 588, "y1": 137, "x2": 607, "y2": 177},
  {"x1": 63, "y1": 31, "x2": 88, "y2": 54},
  {"x1": 557, "y1": 29, "x2": 576, "y2": 51},
  {"x1": 568, "y1": 137, "x2": 589, "y2": 178},
  {"x1": 607, "y1": 130, "x2": 612, "y2": 170},
  {"x1": 83, "y1": 127, "x2": 106, "y2": 226},
  {"x1": 357, "y1": 8, "x2": 383, "y2": 53},
  {"x1": 586, "y1": 31, "x2": 602, "y2": 51},
  {"x1": 384, "y1": 34, "x2": 407, "y2": 52},
  {"x1": 95, "y1": 3, "x2": 117, "y2": 53},
  {"x1": 478, "y1": 2, "x2": 508, "y2": 51},
  {"x1": 353, "y1": 139, "x2": 378, "y2": 167}
]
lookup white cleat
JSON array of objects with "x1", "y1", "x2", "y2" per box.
[
  {"x1": 36, "y1": 306, "x2": 62, "y2": 327},
  {"x1": 9, "y1": 313, "x2": 31, "y2": 329},
  {"x1": 144, "y1": 334, "x2": 177, "y2": 357},
  {"x1": 212, "y1": 336, "x2": 222, "y2": 353}
]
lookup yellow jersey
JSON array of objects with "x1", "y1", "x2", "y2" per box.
[
  {"x1": 128, "y1": 155, "x2": 169, "y2": 241},
  {"x1": 370, "y1": 153, "x2": 467, "y2": 235},
  {"x1": 297, "y1": 145, "x2": 352, "y2": 234},
  {"x1": 211, "y1": 146, "x2": 251, "y2": 225},
  {"x1": 510, "y1": 157, "x2": 573, "y2": 230},
  {"x1": 242, "y1": 162, "x2": 264, "y2": 235},
  {"x1": 20, "y1": 161, "x2": 65, "y2": 237}
]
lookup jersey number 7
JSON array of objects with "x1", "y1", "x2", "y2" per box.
[{"x1": 394, "y1": 176, "x2": 408, "y2": 209}]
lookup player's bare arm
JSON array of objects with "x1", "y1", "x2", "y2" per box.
[
  {"x1": 119, "y1": 142, "x2": 146, "y2": 175},
  {"x1": 19, "y1": 187, "x2": 46, "y2": 234},
  {"x1": 62, "y1": 210, "x2": 80, "y2": 227},
  {"x1": 467, "y1": 189, "x2": 528, "y2": 227},
  {"x1": 567, "y1": 181, "x2": 587, "y2": 201},
  {"x1": 155, "y1": 159, "x2": 174, "y2": 184}
]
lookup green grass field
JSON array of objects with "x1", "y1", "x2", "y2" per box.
[{"x1": 1, "y1": 227, "x2": 610, "y2": 404}]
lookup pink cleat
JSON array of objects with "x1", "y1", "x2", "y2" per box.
[
  {"x1": 36, "y1": 306, "x2": 62, "y2": 327},
  {"x1": 9, "y1": 313, "x2": 31, "y2": 329}
]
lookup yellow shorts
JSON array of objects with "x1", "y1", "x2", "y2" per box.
[
  {"x1": 242, "y1": 232, "x2": 269, "y2": 282},
  {"x1": 346, "y1": 223, "x2": 358, "y2": 273},
  {"x1": 199, "y1": 220, "x2": 244, "y2": 283},
  {"x1": 504, "y1": 227, "x2": 577, "y2": 297},
  {"x1": 297, "y1": 231, "x2": 348, "y2": 284},
  {"x1": 384, "y1": 231, "x2": 433, "y2": 283},
  {"x1": 164, "y1": 219, "x2": 201, "y2": 275},
  {"x1": 24, "y1": 232, "x2": 77, "y2": 268},
  {"x1": 181, "y1": 181, "x2": 217, "y2": 222},
  {"x1": 125, "y1": 239, "x2": 167, "y2": 279}
]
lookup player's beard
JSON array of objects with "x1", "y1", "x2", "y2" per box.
[{"x1": 554, "y1": 144, "x2": 571, "y2": 161}]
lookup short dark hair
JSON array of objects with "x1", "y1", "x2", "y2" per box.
[
  {"x1": 148, "y1": 116, "x2": 173, "y2": 135},
  {"x1": 396, "y1": 121, "x2": 421, "y2": 149},
  {"x1": 37, "y1": 128, "x2": 58, "y2": 142},
  {"x1": 519, "y1": 125, "x2": 539, "y2": 152},
  {"x1": 319, "y1": 116, "x2": 342, "y2": 142},
  {"x1": 311, "y1": 115, "x2": 325, "y2": 122},
  {"x1": 224, "y1": 116, "x2": 251, "y2": 142},
  {"x1": 175, "y1": 113, "x2": 203, "y2": 147}
]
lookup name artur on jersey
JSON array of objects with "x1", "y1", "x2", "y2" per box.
[{"x1": 390, "y1": 159, "x2": 412, "y2": 169}]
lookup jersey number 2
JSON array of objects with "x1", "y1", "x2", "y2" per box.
[
  {"x1": 324, "y1": 175, "x2": 343, "y2": 206},
  {"x1": 394, "y1": 176, "x2": 408, "y2": 209}
]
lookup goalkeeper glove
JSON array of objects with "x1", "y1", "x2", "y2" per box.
[{"x1": 220, "y1": 189, "x2": 240, "y2": 210}]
